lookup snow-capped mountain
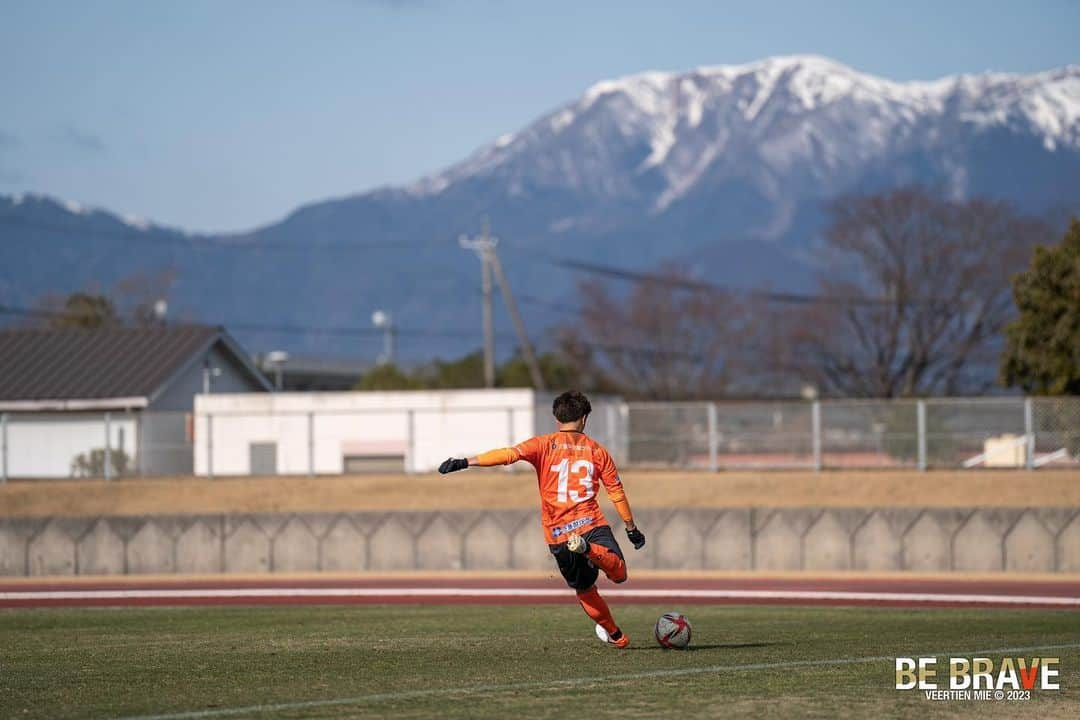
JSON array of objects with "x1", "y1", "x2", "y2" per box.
[
  {"x1": 412, "y1": 55, "x2": 1079, "y2": 242},
  {"x1": 3, "y1": 192, "x2": 166, "y2": 233},
  {"x1": 2, "y1": 56, "x2": 1079, "y2": 359}
]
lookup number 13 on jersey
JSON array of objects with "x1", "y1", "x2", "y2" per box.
[{"x1": 551, "y1": 459, "x2": 595, "y2": 503}]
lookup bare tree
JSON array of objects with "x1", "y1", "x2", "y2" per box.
[
  {"x1": 26, "y1": 267, "x2": 177, "y2": 329},
  {"x1": 559, "y1": 266, "x2": 755, "y2": 399},
  {"x1": 112, "y1": 267, "x2": 177, "y2": 326},
  {"x1": 776, "y1": 187, "x2": 1054, "y2": 397}
]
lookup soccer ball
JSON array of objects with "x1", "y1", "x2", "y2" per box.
[{"x1": 654, "y1": 612, "x2": 692, "y2": 649}]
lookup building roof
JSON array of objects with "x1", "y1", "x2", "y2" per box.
[
  {"x1": 0, "y1": 325, "x2": 271, "y2": 410},
  {"x1": 253, "y1": 354, "x2": 369, "y2": 391}
]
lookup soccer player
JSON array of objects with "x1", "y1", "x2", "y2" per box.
[{"x1": 438, "y1": 390, "x2": 645, "y2": 647}]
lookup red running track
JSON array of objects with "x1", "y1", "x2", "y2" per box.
[{"x1": 2, "y1": 576, "x2": 1080, "y2": 610}]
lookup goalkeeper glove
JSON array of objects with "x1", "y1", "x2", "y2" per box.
[
  {"x1": 438, "y1": 457, "x2": 469, "y2": 474},
  {"x1": 626, "y1": 526, "x2": 646, "y2": 550}
]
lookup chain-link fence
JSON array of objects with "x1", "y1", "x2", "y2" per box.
[
  {"x1": 625, "y1": 398, "x2": 1080, "y2": 470},
  {"x1": 1032, "y1": 397, "x2": 1080, "y2": 464},
  {"x1": 0, "y1": 411, "x2": 194, "y2": 480},
  {"x1": 625, "y1": 402, "x2": 817, "y2": 469},
  {"x1": 1, "y1": 397, "x2": 1078, "y2": 480}
]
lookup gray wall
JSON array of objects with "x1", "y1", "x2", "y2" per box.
[
  {"x1": 139, "y1": 342, "x2": 267, "y2": 475},
  {"x1": 138, "y1": 412, "x2": 193, "y2": 476},
  {"x1": 150, "y1": 343, "x2": 265, "y2": 412},
  {"x1": 2, "y1": 507, "x2": 1079, "y2": 576}
]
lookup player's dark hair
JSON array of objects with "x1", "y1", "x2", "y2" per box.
[{"x1": 552, "y1": 390, "x2": 592, "y2": 423}]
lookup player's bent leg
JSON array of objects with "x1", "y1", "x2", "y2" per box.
[
  {"x1": 576, "y1": 585, "x2": 629, "y2": 648},
  {"x1": 580, "y1": 527, "x2": 628, "y2": 584},
  {"x1": 551, "y1": 540, "x2": 598, "y2": 591},
  {"x1": 551, "y1": 539, "x2": 628, "y2": 646},
  {"x1": 588, "y1": 542, "x2": 627, "y2": 583},
  {"x1": 575, "y1": 586, "x2": 616, "y2": 633}
]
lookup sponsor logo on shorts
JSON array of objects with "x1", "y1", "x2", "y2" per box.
[{"x1": 551, "y1": 517, "x2": 593, "y2": 538}]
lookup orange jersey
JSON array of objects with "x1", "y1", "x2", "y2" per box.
[{"x1": 510, "y1": 430, "x2": 627, "y2": 544}]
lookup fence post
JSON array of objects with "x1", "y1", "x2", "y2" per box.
[
  {"x1": 917, "y1": 400, "x2": 927, "y2": 472},
  {"x1": 1, "y1": 412, "x2": 7, "y2": 484},
  {"x1": 707, "y1": 403, "x2": 719, "y2": 472},
  {"x1": 206, "y1": 413, "x2": 214, "y2": 480},
  {"x1": 307, "y1": 411, "x2": 315, "y2": 478},
  {"x1": 406, "y1": 409, "x2": 415, "y2": 474},
  {"x1": 1024, "y1": 397, "x2": 1035, "y2": 470},
  {"x1": 620, "y1": 402, "x2": 630, "y2": 465},
  {"x1": 104, "y1": 412, "x2": 113, "y2": 481},
  {"x1": 136, "y1": 412, "x2": 144, "y2": 477},
  {"x1": 505, "y1": 408, "x2": 516, "y2": 473},
  {"x1": 605, "y1": 403, "x2": 617, "y2": 453},
  {"x1": 811, "y1": 401, "x2": 822, "y2": 472}
]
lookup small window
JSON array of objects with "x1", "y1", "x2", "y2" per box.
[{"x1": 250, "y1": 443, "x2": 278, "y2": 475}]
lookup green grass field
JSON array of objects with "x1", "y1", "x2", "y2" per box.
[{"x1": 2, "y1": 604, "x2": 1079, "y2": 719}]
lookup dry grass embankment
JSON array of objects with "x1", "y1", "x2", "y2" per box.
[{"x1": 2, "y1": 469, "x2": 1078, "y2": 518}]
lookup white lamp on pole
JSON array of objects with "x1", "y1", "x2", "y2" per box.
[
  {"x1": 266, "y1": 350, "x2": 290, "y2": 392},
  {"x1": 372, "y1": 310, "x2": 395, "y2": 365}
]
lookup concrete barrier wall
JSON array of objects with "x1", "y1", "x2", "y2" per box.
[{"x1": 2, "y1": 507, "x2": 1079, "y2": 576}]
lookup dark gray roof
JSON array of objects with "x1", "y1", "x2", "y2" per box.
[{"x1": 0, "y1": 325, "x2": 270, "y2": 406}]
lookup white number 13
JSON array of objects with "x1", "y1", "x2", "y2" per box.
[{"x1": 552, "y1": 459, "x2": 595, "y2": 503}]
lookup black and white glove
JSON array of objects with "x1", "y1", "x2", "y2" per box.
[
  {"x1": 626, "y1": 526, "x2": 646, "y2": 550},
  {"x1": 438, "y1": 457, "x2": 469, "y2": 474}
]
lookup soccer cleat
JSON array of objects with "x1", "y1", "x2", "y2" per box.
[
  {"x1": 566, "y1": 532, "x2": 589, "y2": 555},
  {"x1": 594, "y1": 623, "x2": 630, "y2": 648}
]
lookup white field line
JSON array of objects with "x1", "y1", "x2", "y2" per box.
[
  {"x1": 3, "y1": 587, "x2": 1080, "y2": 606},
  {"x1": 118, "y1": 641, "x2": 1080, "y2": 720}
]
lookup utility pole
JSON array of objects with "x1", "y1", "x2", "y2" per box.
[
  {"x1": 490, "y1": 251, "x2": 545, "y2": 390},
  {"x1": 460, "y1": 220, "x2": 545, "y2": 391},
  {"x1": 459, "y1": 222, "x2": 497, "y2": 388}
]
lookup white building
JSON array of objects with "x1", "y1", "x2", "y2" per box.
[{"x1": 194, "y1": 389, "x2": 626, "y2": 476}]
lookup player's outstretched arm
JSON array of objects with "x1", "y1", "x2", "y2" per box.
[{"x1": 438, "y1": 447, "x2": 521, "y2": 474}]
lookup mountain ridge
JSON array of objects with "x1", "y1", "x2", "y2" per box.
[{"x1": 3, "y1": 56, "x2": 1079, "y2": 360}]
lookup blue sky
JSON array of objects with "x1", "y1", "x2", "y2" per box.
[{"x1": 1, "y1": 0, "x2": 1077, "y2": 231}]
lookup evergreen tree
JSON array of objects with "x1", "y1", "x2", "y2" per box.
[
  {"x1": 355, "y1": 363, "x2": 421, "y2": 391},
  {"x1": 1001, "y1": 218, "x2": 1080, "y2": 395}
]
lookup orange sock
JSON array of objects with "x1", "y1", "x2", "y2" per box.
[
  {"x1": 586, "y1": 543, "x2": 627, "y2": 584},
  {"x1": 576, "y1": 586, "x2": 618, "y2": 634}
]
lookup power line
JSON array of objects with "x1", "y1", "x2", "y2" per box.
[
  {"x1": 225, "y1": 321, "x2": 517, "y2": 342},
  {"x1": 542, "y1": 256, "x2": 898, "y2": 307},
  {"x1": 571, "y1": 339, "x2": 708, "y2": 361},
  {"x1": 493, "y1": 238, "x2": 904, "y2": 307},
  {"x1": 516, "y1": 293, "x2": 579, "y2": 314},
  {"x1": 0, "y1": 304, "x2": 714, "y2": 361},
  {"x1": 5, "y1": 213, "x2": 894, "y2": 304},
  {"x1": 0, "y1": 215, "x2": 436, "y2": 252},
  {"x1": 0, "y1": 305, "x2": 518, "y2": 343}
]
